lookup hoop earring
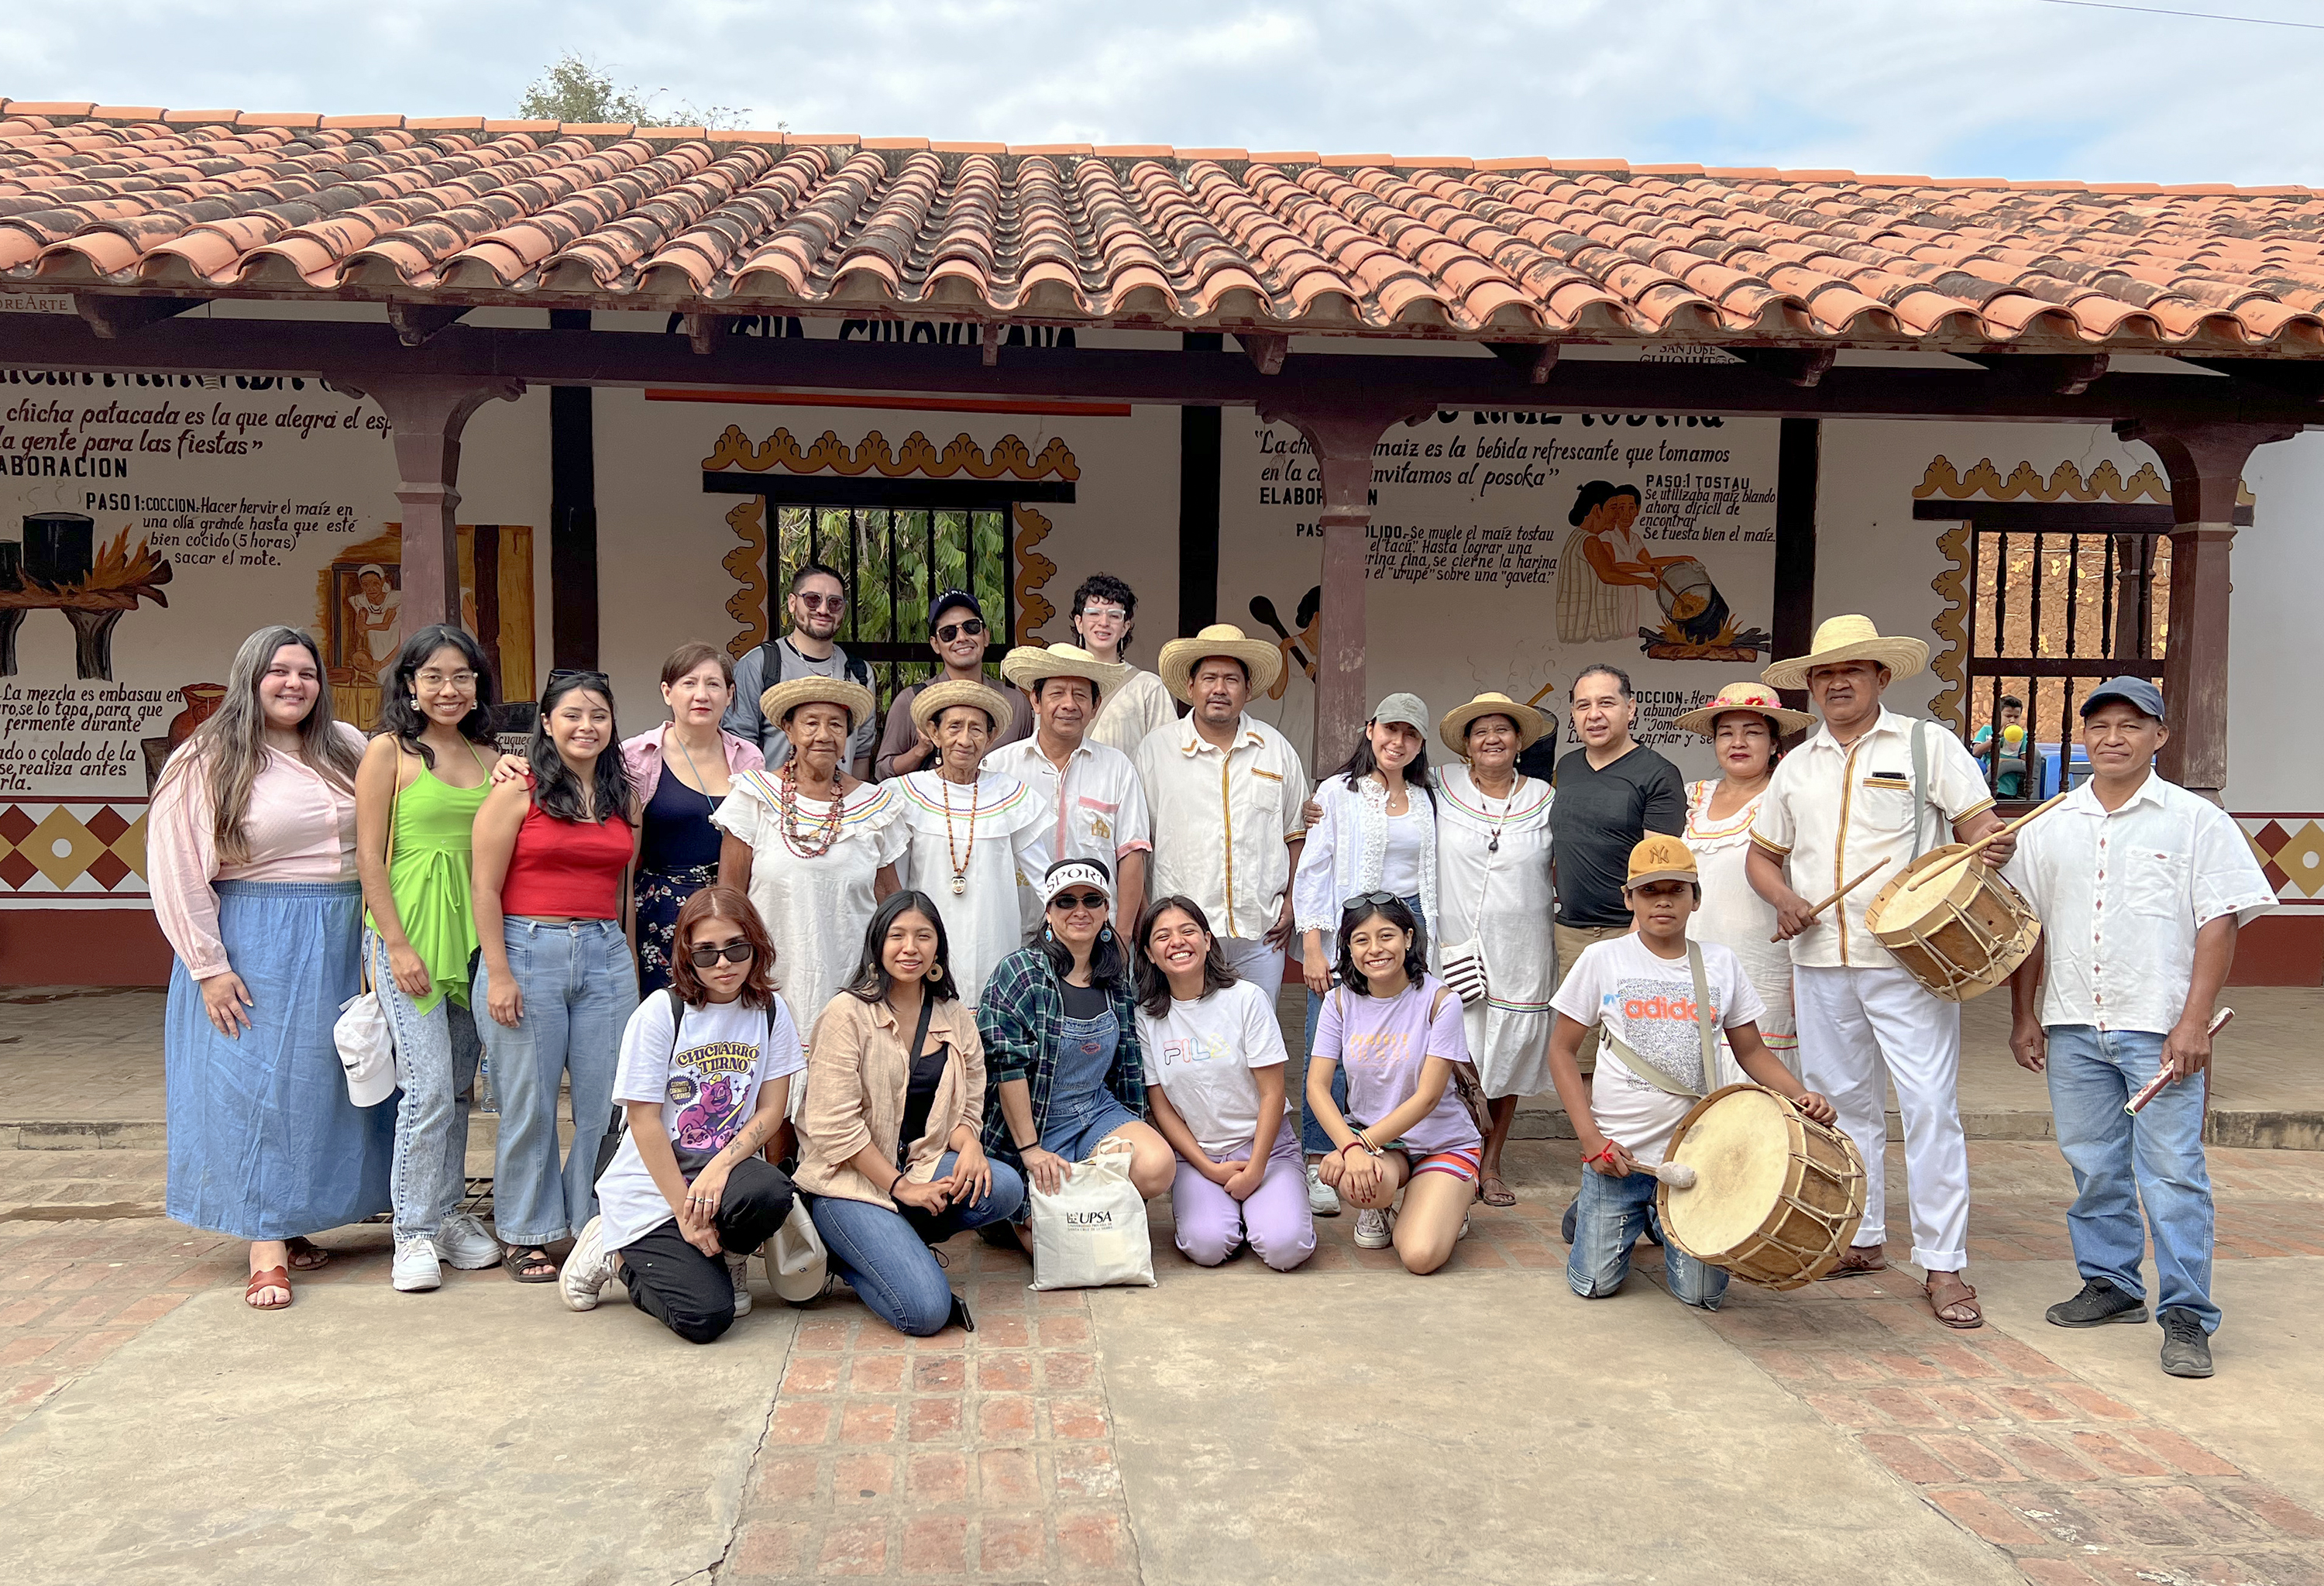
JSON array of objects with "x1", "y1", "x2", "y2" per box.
[{"x1": 927, "y1": 965, "x2": 944, "y2": 982}]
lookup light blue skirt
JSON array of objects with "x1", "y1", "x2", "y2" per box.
[{"x1": 164, "y1": 879, "x2": 394, "y2": 1240}]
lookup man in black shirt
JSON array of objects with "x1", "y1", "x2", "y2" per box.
[{"x1": 1549, "y1": 663, "x2": 1688, "y2": 1080}]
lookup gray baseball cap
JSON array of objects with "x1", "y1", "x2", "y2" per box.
[
  {"x1": 1371, "y1": 692, "x2": 1429, "y2": 732},
  {"x1": 2080, "y1": 676, "x2": 2164, "y2": 722}
]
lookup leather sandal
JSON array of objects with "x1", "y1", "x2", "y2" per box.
[
  {"x1": 284, "y1": 1237, "x2": 331, "y2": 1271},
  {"x1": 503, "y1": 1245, "x2": 559, "y2": 1283},
  {"x1": 1927, "y1": 1276, "x2": 1983, "y2": 1330},
  {"x1": 244, "y1": 1265, "x2": 293, "y2": 1310},
  {"x1": 1479, "y1": 1174, "x2": 1518, "y2": 1209},
  {"x1": 1820, "y1": 1244, "x2": 1889, "y2": 1279}
]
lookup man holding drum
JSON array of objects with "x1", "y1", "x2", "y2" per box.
[
  {"x1": 2004, "y1": 678, "x2": 2274, "y2": 1379},
  {"x1": 1745, "y1": 616, "x2": 2014, "y2": 1330}
]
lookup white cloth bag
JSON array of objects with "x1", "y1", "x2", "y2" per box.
[
  {"x1": 766, "y1": 1199, "x2": 830, "y2": 1304},
  {"x1": 1026, "y1": 1135, "x2": 1157, "y2": 1292}
]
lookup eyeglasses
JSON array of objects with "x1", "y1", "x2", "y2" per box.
[
  {"x1": 414, "y1": 670, "x2": 477, "y2": 690},
  {"x1": 933, "y1": 618, "x2": 985, "y2": 643},
  {"x1": 1048, "y1": 891, "x2": 1109, "y2": 912},
  {"x1": 1341, "y1": 891, "x2": 1401, "y2": 913},
  {"x1": 686, "y1": 940, "x2": 756, "y2": 968},
  {"x1": 1078, "y1": 604, "x2": 1128, "y2": 622},
  {"x1": 794, "y1": 591, "x2": 846, "y2": 611}
]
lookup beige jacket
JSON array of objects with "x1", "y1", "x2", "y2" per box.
[{"x1": 796, "y1": 990, "x2": 988, "y2": 1209}]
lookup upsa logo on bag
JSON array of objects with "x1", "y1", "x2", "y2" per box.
[{"x1": 1064, "y1": 1211, "x2": 1115, "y2": 1228}]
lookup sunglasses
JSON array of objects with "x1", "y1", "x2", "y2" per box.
[
  {"x1": 1341, "y1": 890, "x2": 1402, "y2": 913},
  {"x1": 1048, "y1": 891, "x2": 1109, "y2": 912},
  {"x1": 794, "y1": 591, "x2": 846, "y2": 611},
  {"x1": 547, "y1": 667, "x2": 610, "y2": 688},
  {"x1": 933, "y1": 618, "x2": 986, "y2": 643},
  {"x1": 686, "y1": 940, "x2": 756, "y2": 968}
]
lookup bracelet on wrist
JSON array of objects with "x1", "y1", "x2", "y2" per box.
[{"x1": 889, "y1": 1170, "x2": 907, "y2": 1196}]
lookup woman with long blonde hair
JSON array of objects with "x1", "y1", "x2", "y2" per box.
[{"x1": 151, "y1": 625, "x2": 391, "y2": 1311}]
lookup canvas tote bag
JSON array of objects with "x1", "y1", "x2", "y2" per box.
[{"x1": 1026, "y1": 1135, "x2": 1158, "y2": 1292}]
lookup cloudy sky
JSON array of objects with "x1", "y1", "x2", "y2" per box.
[{"x1": 2, "y1": 0, "x2": 2315, "y2": 187}]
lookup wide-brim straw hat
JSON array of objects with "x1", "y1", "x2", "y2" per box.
[
  {"x1": 909, "y1": 678, "x2": 1017, "y2": 735},
  {"x1": 1438, "y1": 691, "x2": 1551, "y2": 758},
  {"x1": 1761, "y1": 614, "x2": 1930, "y2": 693},
  {"x1": 1673, "y1": 680, "x2": 1816, "y2": 739},
  {"x1": 761, "y1": 676, "x2": 878, "y2": 735},
  {"x1": 1156, "y1": 624, "x2": 1284, "y2": 704},
  {"x1": 998, "y1": 642, "x2": 1129, "y2": 698}
]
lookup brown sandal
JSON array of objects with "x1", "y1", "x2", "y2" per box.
[
  {"x1": 1820, "y1": 1244, "x2": 1889, "y2": 1279},
  {"x1": 244, "y1": 1266, "x2": 293, "y2": 1310},
  {"x1": 284, "y1": 1237, "x2": 331, "y2": 1271},
  {"x1": 1927, "y1": 1276, "x2": 1983, "y2": 1330},
  {"x1": 1479, "y1": 1174, "x2": 1518, "y2": 1209}
]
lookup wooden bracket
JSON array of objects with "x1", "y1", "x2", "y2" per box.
[
  {"x1": 1732, "y1": 346, "x2": 1837, "y2": 388},
  {"x1": 680, "y1": 312, "x2": 725, "y2": 356},
  {"x1": 385, "y1": 302, "x2": 472, "y2": 348},
  {"x1": 1486, "y1": 341, "x2": 1559, "y2": 384},
  {"x1": 73, "y1": 294, "x2": 201, "y2": 339},
  {"x1": 1236, "y1": 332, "x2": 1289, "y2": 376},
  {"x1": 1965, "y1": 353, "x2": 2109, "y2": 395},
  {"x1": 983, "y1": 321, "x2": 1002, "y2": 367}
]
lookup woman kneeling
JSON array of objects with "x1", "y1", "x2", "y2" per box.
[
  {"x1": 562, "y1": 889, "x2": 802, "y2": 1342},
  {"x1": 1135, "y1": 897, "x2": 1315, "y2": 1271},
  {"x1": 1307, "y1": 895, "x2": 1481, "y2": 1275},
  {"x1": 797, "y1": 893, "x2": 1026, "y2": 1337}
]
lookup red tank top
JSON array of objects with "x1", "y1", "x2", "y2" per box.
[{"x1": 500, "y1": 803, "x2": 633, "y2": 919}]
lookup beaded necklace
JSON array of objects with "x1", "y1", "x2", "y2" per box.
[
  {"x1": 779, "y1": 765, "x2": 844, "y2": 858},
  {"x1": 940, "y1": 770, "x2": 981, "y2": 895}
]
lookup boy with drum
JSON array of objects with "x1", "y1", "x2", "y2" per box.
[
  {"x1": 1545, "y1": 835, "x2": 1837, "y2": 1309},
  {"x1": 2004, "y1": 678, "x2": 2274, "y2": 1379}
]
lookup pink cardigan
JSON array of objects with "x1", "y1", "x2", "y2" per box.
[{"x1": 619, "y1": 725, "x2": 764, "y2": 802}]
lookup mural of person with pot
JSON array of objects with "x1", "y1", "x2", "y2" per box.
[{"x1": 1555, "y1": 482, "x2": 1683, "y2": 645}]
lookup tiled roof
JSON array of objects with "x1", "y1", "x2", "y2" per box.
[{"x1": 8, "y1": 104, "x2": 2324, "y2": 354}]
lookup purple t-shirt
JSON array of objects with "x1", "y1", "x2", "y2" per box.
[{"x1": 1314, "y1": 975, "x2": 1481, "y2": 1156}]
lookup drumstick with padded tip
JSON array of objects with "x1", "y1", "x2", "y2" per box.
[
  {"x1": 1908, "y1": 790, "x2": 2072, "y2": 892},
  {"x1": 2125, "y1": 1008, "x2": 2233, "y2": 1115},
  {"x1": 1645, "y1": 1161, "x2": 1697, "y2": 1189},
  {"x1": 1772, "y1": 857, "x2": 1890, "y2": 941}
]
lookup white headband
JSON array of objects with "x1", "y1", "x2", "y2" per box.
[{"x1": 1040, "y1": 862, "x2": 1113, "y2": 906}]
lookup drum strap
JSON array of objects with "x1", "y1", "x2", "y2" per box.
[
  {"x1": 1601, "y1": 942, "x2": 1723, "y2": 1099},
  {"x1": 1909, "y1": 717, "x2": 1931, "y2": 862}
]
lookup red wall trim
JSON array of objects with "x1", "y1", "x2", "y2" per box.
[
  {"x1": 0, "y1": 910, "x2": 173, "y2": 988},
  {"x1": 2229, "y1": 913, "x2": 2324, "y2": 988}
]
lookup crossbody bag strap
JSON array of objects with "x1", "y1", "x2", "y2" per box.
[
  {"x1": 1602, "y1": 1030, "x2": 1703, "y2": 1099},
  {"x1": 899, "y1": 993, "x2": 940, "y2": 1169},
  {"x1": 362, "y1": 744, "x2": 404, "y2": 996}
]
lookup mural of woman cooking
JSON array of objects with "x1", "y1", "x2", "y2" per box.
[{"x1": 1554, "y1": 481, "x2": 1770, "y2": 657}]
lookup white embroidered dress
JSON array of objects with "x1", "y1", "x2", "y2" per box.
[
  {"x1": 1684, "y1": 779, "x2": 1796, "y2": 1066},
  {"x1": 1291, "y1": 772, "x2": 1440, "y2": 964},
  {"x1": 1433, "y1": 765, "x2": 1558, "y2": 1099},
  {"x1": 893, "y1": 769, "x2": 1046, "y2": 1007}
]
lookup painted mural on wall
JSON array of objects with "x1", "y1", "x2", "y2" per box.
[
  {"x1": 0, "y1": 369, "x2": 535, "y2": 909},
  {"x1": 1225, "y1": 410, "x2": 1783, "y2": 776}
]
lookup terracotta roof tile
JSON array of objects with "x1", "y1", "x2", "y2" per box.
[{"x1": 10, "y1": 110, "x2": 2324, "y2": 350}]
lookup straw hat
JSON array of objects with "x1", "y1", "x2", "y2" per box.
[
  {"x1": 1438, "y1": 691, "x2": 1550, "y2": 758},
  {"x1": 1156, "y1": 624, "x2": 1284, "y2": 704},
  {"x1": 909, "y1": 677, "x2": 1016, "y2": 735},
  {"x1": 1761, "y1": 614, "x2": 1930, "y2": 693},
  {"x1": 998, "y1": 642, "x2": 1129, "y2": 699},
  {"x1": 1673, "y1": 680, "x2": 1815, "y2": 739},
  {"x1": 761, "y1": 676, "x2": 877, "y2": 735}
]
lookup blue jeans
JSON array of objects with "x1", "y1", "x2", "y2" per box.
[
  {"x1": 1569, "y1": 1165, "x2": 1728, "y2": 1309},
  {"x1": 809, "y1": 1152, "x2": 1028, "y2": 1337},
  {"x1": 2046, "y1": 1024, "x2": 2218, "y2": 1333},
  {"x1": 367, "y1": 931, "x2": 482, "y2": 1244},
  {"x1": 1298, "y1": 893, "x2": 1423, "y2": 1155},
  {"x1": 476, "y1": 917, "x2": 638, "y2": 1246}
]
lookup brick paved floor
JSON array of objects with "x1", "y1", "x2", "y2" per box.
[{"x1": 5, "y1": 1139, "x2": 2322, "y2": 1583}]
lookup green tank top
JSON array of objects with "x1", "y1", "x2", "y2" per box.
[{"x1": 368, "y1": 755, "x2": 491, "y2": 1013}]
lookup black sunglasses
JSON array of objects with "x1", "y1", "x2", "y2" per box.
[
  {"x1": 547, "y1": 667, "x2": 611, "y2": 687},
  {"x1": 1048, "y1": 890, "x2": 1109, "y2": 912},
  {"x1": 686, "y1": 940, "x2": 755, "y2": 968},
  {"x1": 1341, "y1": 890, "x2": 1401, "y2": 913},
  {"x1": 933, "y1": 618, "x2": 986, "y2": 643}
]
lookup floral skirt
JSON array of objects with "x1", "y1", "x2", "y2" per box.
[{"x1": 635, "y1": 862, "x2": 720, "y2": 995}]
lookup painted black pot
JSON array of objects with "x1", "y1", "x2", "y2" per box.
[{"x1": 23, "y1": 512, "x2": 95, "y2": 588}]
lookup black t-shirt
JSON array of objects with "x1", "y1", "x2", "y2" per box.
[
  {"x1": 1549, "y1": 744, "x2": 1687, "y2": 927},
  {"x1": 1060, "y1": 982, "x2": 1109, "y2": 1020}
]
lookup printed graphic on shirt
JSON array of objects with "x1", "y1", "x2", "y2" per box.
[
  {"x1": 1156, "y1": 1031, "x2": 1232, "y2": 1068},
  {"x1": 1342, "y1": 1029, "x2": 1413, "y2": 1074},
  {"x1": 1604, "y1": 981, "x2": 1713, "y2": 1093},
  {"x1": 664, "y1": 1040, "x2": 760, "y2": 1152}
]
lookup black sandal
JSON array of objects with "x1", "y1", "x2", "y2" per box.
[{"x1": 503, "y1": 1244, "x2": 559, "y2": 1283}]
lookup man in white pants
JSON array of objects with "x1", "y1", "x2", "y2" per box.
[{"x1": 1745, "y1": 615, "x2": 2015, "y2": 1330}]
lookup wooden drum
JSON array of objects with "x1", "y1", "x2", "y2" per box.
[
  {"x1": 1863, "y1": 844, "x2": 2041, "y2": 1003},
  {"x1": 1657, "y1": 1085, "x2": 1868, "y2": 1290}
]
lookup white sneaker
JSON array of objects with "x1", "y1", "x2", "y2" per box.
[
  {"x1": 1353, "y1": 1209, "x2": 1392, "y2": 1249},
  {"x1": 727, "y1": 1252, "x2": 754, "y2": 1318},
  {"x1": 436, "y1": 1211, "x2": 503, "y2": 1271},
  {"x1": 392, "y1": 1236, "x2": 442, "y2": 1292},
  {"x1": 1307, "y1": 1161, "x2": 1342, "y2": 1217},
  {"x1": 1459, "y1": 1215, "x2": 1472, "y2": 1241},
  {"x1": 562, "y1": 1216, "x2": 614, "y2": 1312}
]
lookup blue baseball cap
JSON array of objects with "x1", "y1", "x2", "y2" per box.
[{"x1": 2080, "y1": 676, "x2": 2164, "y2": 722}]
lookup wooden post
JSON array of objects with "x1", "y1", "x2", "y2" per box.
[
  {"x1": 331, "y1": 375, "x2": 526, "y2": 630},
  {"x1": 1258, "y1": 401, "x2": 1432, "y2": 769},
  {"x1": 2114, "y1": 420, "x2": 2296, "y2": 803}
]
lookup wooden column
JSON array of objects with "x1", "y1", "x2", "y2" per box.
[
  {"x1": 1177, "y1": 332, "x2": 1223, "y2": 637},
  {"x1": 333, "y1": 375, "x2": 526, "y2": 630},
  {"x1": 2114, "y1": 420, "x2": 2296, "y2": 803},
  {"x1": 1771, "y1": 418, "x2": 1821, "y2": 723},
  {"x1": 1258, "y1": 401, "x2": 1432, "y2": 769}
]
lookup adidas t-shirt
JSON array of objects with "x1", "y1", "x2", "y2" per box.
[
  {"x1": 1549, "y1": 934, "x2": 1765, "y2": 1165},
  {"x1": 593, "y1": 993, "x2": 806, "y2": 1250}
]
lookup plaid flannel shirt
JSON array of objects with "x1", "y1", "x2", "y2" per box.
[{"x1": 975, "y1": 945, "x2": 1147, "y2": 1163}]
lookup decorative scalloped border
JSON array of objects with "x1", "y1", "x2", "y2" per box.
[
  {"x1": 721, "y1": 497, "x2": 770, "y2": 659},
  {"x1": 1013, "y1": 505, "x2": 1057, "y2": 639},
  {"x1": 700, "y1": 425, "x2": 1080, "y2": 482},
  {"x1": 1927, "y1": 522, "x2": 1973, "y2": 733}
]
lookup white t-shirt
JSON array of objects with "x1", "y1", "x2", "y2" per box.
[
  {"x1": 1135, "y1": 978, "x2": 1289, "y2": 1158},
  {"x1": 1379, "y1": 802, "x2": 1428, "y2": 897},
  {"x1": 593, "y1": 992, "x2": 806, "y2": 1251},
  {"x1": 1549, "y1": 934, "x2": 1765, "y2": 1165}
]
